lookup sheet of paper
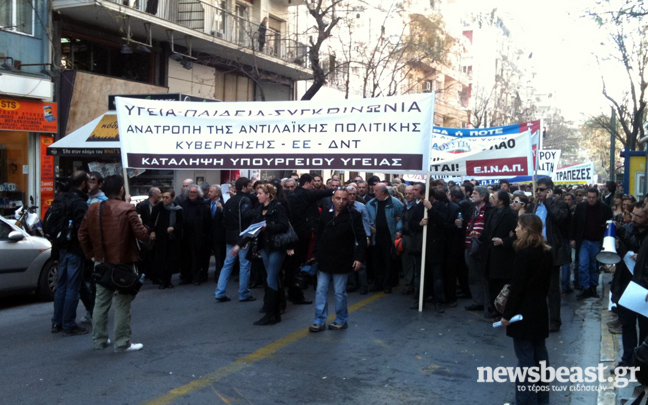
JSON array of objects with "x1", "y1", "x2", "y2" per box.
[
  {"x1": 221, "y1": 184, "x2": 230, "y2": 203},
  {"x1": 240, "y1": 221, "x2": 266, "y2": 237},
  {"x1": 625, "y1": 251, "x2": 636, "y2": 275},
  {"x1": 619, "y1": 281, "x2": 648, "y2": 318}
]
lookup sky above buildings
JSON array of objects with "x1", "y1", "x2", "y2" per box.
[{"x1": 485, "y1": 0, "x2": 615, "y2": 122}]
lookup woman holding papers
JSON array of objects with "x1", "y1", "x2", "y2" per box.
[
  {"x1": 230, "y1": 183, "x2": 291, "y2": 325},
  {"x1": 500, "y1": 214, "x2": 553, "y2": 405}
]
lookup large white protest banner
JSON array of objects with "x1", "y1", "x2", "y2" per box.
[
  {"x1": 428, "y1": 131, "x2": 533, "y2": 177},
  {"x1": 115, "y1": 94, "x2": 433, "y2": 171},
  {"x1": 553, "y1": 162, "x2": 596, "y2": 184},
  {"x1": 432, "y1": 120, "x2": 541, "y2": 159}
]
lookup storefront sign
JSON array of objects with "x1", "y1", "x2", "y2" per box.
[
  {"x1": 116, "y1": 94, "x2": 434, "y2": 171},
  {"x1": 40, "y1": 135, "x2": 55, "y2": 219},
  {"x1": 0, "y1": 99, "x2": 58, "y2": 133}
]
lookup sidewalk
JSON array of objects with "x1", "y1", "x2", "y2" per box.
[{"x1": 598, "y1": 272, "x2": 643, "y2": 405}]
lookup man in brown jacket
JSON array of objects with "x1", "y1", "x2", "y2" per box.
[{"x1": 79, "y1": 175, "x2": 150, "y2": 352}]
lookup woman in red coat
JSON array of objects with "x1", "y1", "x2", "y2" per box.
[{"x1": 500, "y1": 214, "x2": 553, "y2": 405}]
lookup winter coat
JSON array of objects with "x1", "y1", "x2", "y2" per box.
[
  {"x1": 366, "y1": 196, "x2": 404, "y2": 245},
  {"x1": 570, "y1": 201, "x2": 613, "y2": 251},
  {"x1": 611, "y1": 223, "x2": 648, "y2": 303},
  {"x1": 238, "y1": 200, "x2": 290, "y2": 252},
  {"x1": 425, "y1": 200, "x2": 451, "y2": 265},
  {"x1": 481, "y1": 205, "x2": 518, "y2": 279},
  {"x1": 223, "y1": 192, "x2": 254, "y2": 245},
  {"x1": 527, "y1": 197, "x2": 570, "y2": 267},
  {"x1": 65, "y1": 188, "x2": 89, "y2": 257},
  {"x1": 78, "y1": 198, "x2": 150, "y2": 264},
  {"x1": 314, "y1": 207, "x2": 366, "y2": 274},
  {"x1": 287, "y1": 187, "x2": 332, "y2": 238},
  {"x1": 180, "y1": 197, "x2": 210, "y2": 247},
  {"x1": 504, "y1": 245, "x2": 553, "y2": 341}
]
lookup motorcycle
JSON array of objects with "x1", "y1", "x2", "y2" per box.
[{"x1": 14, "y1": 196, "x2": 44, "y2": 237}]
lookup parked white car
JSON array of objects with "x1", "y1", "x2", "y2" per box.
[{"x1": 0, "y1": 216, "x2": 56, "y2": 300}]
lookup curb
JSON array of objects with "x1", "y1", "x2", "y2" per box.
[{"x1": 598, "y1": 279, "x2": 619, "y2": 405}]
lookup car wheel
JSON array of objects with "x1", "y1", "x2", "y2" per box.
[{"x1": 37, "y1": 260, "x2": 57, "y2": 301}]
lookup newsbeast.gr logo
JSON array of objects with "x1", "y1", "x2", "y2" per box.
[{"x1": 477, "y1": 362, "x2": 639, "y2": 390}]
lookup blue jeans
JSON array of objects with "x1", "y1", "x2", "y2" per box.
[
  {"x1": 260, "y1": 250, "x2": 284, "y2": 291},
  {"x1": 513, "y1": 338, "x2": 550, "y2": 405},
  {"x1": 51, "y1": 250, "x2": 84, "y2": 330},
  {"x1": 215, "y1": 244, "x2": 251, "y2": 300},
  {"x1": 314, "y1": 271, "x2": 349, "y2": 326},
  {"x1": 578, "y1": 240, "x2": 601, "y2": 289}
]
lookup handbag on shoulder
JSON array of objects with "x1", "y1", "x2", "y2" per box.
[
  {"x1": 493, "y1": 284, "x2": 511, "y2": 314},
  {"x1": 272, "y1": 222, "x2": 299, "y2": 249}
]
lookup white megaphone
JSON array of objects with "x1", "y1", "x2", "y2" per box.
[{"x1": 596, "y1": 220, "x2": 621, "y2": 264}]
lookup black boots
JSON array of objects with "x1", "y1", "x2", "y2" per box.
[
  {"x1": 254, "y1": 288, "x2": 281, "y2": 325},
  {"x1": 576, "y1": 286, "x2": 599, "y2": 301}
]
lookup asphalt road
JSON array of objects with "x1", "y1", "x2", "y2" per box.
[{"x1": 0, "y1": 274, "x2": 605, "y2": 405}]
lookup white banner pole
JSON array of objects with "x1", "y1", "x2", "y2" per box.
[{"x1": 418, "y1": 171, "x2": 431, "y2": 312}]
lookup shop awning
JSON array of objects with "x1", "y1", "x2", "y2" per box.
[{"x1": 48, "y1": 113, "x2": 121, "y2": 157}]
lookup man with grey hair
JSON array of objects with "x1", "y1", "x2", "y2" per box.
[
  {"x1": 463, "y1": 186, "x2": 492, "y2": 314},
  {"x1": 174, "y1": 178, "x2": 194, "y2": 205},
  {"x1": 401, "y1": 185, "x2": 423, "y2": 295},
  {"x1": 179, "y1": 184, "x2": 210, "y2": 285},
  {"x1": 366, "y1": 182, "x2": 404, "y2": 293},
  {"x1": 284, "y1": 178, "x2": 297, "y2": 192}
]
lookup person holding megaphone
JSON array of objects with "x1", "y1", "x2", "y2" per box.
[{"x1": 610, "y1": 202, "x2": 648, "y2": 374}]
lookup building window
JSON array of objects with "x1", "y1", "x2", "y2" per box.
[{"x1": 0, "y1": 0, "x2": 34, "y2": 36}]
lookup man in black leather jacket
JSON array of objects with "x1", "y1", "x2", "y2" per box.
[{"x1": 526, "y1": 178, "x2": 570, "y2": 332}]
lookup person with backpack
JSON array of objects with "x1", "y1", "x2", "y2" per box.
[{"x1": 48, "y1": 171, "x2": 90, "y2": 336}]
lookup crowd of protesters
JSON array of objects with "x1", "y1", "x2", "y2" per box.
[{"x1": 48, "y1": 170, "x2": 648, "y2": 389}]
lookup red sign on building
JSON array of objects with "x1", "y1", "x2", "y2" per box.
[{"x1": 40, "y1": 135, "x2": 55, "y2": 219}]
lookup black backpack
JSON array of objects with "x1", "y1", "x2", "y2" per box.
[{"x1": 42, "y1": 193, "x2": 74, "y2": 246}]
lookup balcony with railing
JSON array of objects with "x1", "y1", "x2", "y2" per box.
[
  {"x1": 53, "y1": 0, "x2": 311, "y2": 79},
  {"x1": 120, "y1": 0, "x2": 308, "y2": 65}
]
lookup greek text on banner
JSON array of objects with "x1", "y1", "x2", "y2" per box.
[{"x1": 115, "y1": 94, "x2": 434, "y2": 171}]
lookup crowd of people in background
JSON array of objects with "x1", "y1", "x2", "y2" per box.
[{"x1": 48, "y1": 170, "x2": 648, "y2": 391}]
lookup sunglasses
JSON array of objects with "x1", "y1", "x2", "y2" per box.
[{"x1": 537, "y1": 188, "x2": 548, "y2": 192}]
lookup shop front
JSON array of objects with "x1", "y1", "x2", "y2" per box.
[{"x1": 0, "y1": 98, "x2": 58, "y2": 218}]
